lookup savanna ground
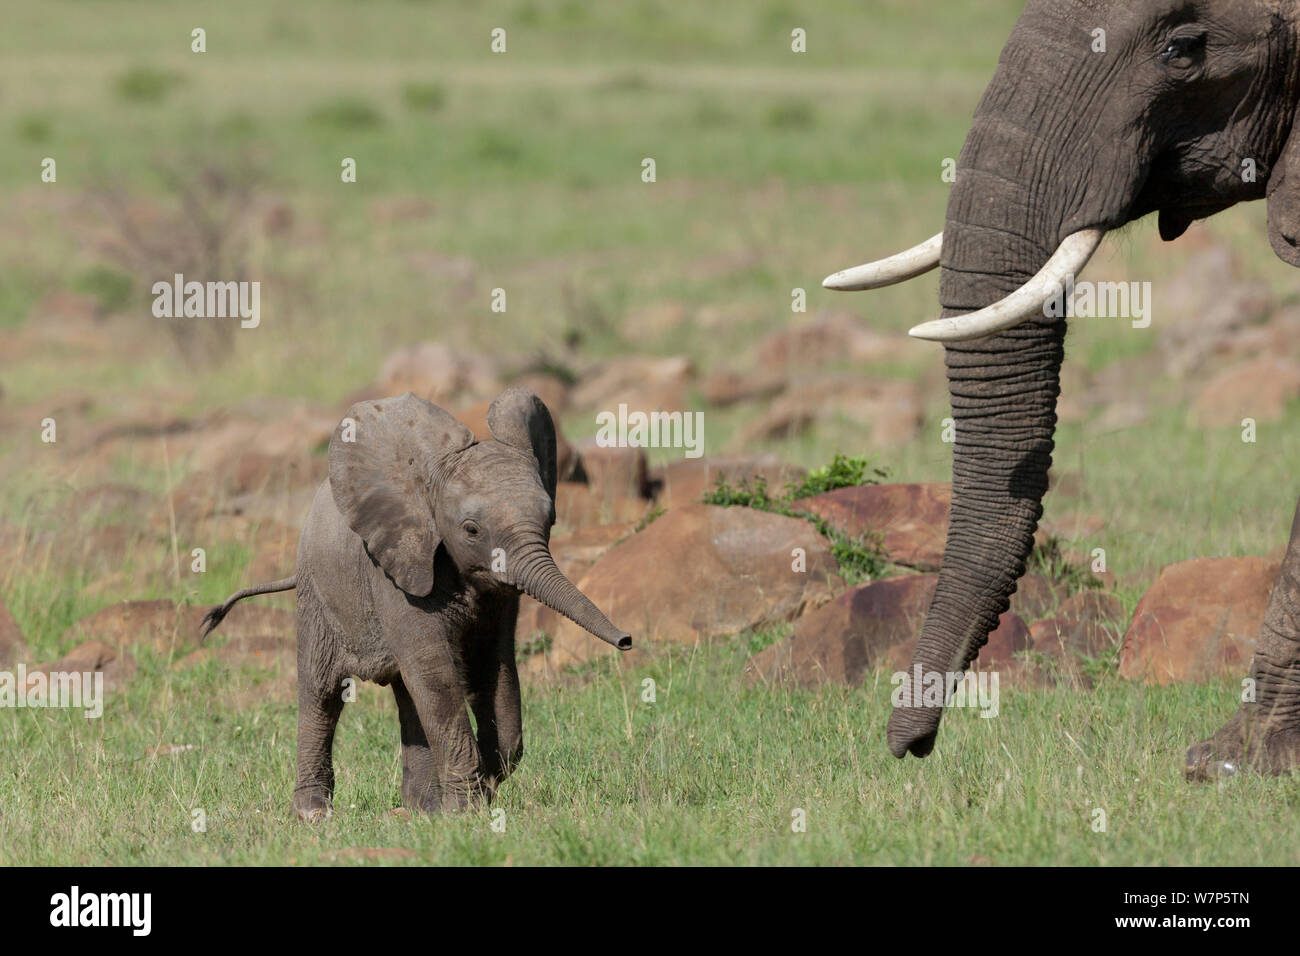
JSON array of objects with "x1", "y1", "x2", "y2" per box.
[{"x1": 1, "y1": 0, "x2": 1298, "y2": 865}]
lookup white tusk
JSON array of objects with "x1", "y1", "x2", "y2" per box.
[
  {"x1": 822, "y1": 233, "x2": 943, "y2": 291},
  {"x1": 907, "y1": 229, "x2": 1106, "y2": 343}
]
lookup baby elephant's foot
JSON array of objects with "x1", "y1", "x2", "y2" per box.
[
  {"x1": 292, "y1": 787, "x2": 335, "y2": 823},
  {"x1": 1185, "y1": 706, "x2": 1300, "y2": 781}
]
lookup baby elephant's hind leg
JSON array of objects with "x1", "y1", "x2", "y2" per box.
[{"x1": 292, "y1": 617, "x2": 346, "y2": 822}]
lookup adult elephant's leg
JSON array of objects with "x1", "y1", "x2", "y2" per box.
[
  {"x1": 392, "y1": 676, "x2": 441, "y2": 812},
  {"x1": 1186, "y1": 498, "x2": 1300, "y2": 780}
]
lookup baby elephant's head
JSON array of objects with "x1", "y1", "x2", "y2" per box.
[{"x1": 328, "y1": 387, "x2": 631, "y2": 651}]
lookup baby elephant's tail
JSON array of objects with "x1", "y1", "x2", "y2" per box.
[{"x1": 200, "y1": 576, "x2": 297, "y2": 642}]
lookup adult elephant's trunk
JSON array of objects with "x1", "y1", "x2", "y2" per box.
[
  {"x1": 884, "y1": 85, "x2": 1078, "y2": 758},
  {"x1": 506, "y1": 533, "x2": 632, "y2": 650}
]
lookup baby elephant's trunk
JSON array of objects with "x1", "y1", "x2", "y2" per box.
[{"x1": 507, "y1": 537, "x2": 631, "y2": 650}]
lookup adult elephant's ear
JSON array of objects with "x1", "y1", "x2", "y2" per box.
[
  {"x1": 486, "y1": 387, "x2": 558, "y2": 501},
  {"x1": 1267, "y1": 122, "x2": 1300, "y2": 267},
  {"x1": 329, "y1": 392, "x2": 475, "y2": 596}
]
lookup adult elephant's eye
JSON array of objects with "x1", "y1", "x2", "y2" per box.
[
  {"x1": 1159, "y1": 32, "x2": 1206, "y2": 65},
  {"x1": 463, "y1": 521, "x2": 480, "y2": 537}
]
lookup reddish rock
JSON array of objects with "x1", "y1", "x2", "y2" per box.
[
  {"x1": 184, "y1": 404, "x2": 338, "y2": 474},
  {"x1": 1189, "y1": 356, "x2": 1300, "y2": 428},
  {"x1": 731, "y1": 377, "x2": 922, "y2": 448},
  {"x1": 1031, "y1": 615, "x2": 1116, "y2": 661},
  {"x1": 552, "y1": 522, "x2": 636, "y2": 571},
  {"x1": 746, "y1": 574, "x2": 1028, "y2": 686},
  {"x1": 24, "y1": 639, "x2": 137, "y2": 694},
  {"x1": 1038, "y1": 513, "x2": 1107, "y2": 542},
  {"x1": 546, "y1": 503, "x2": 843, "y2": 667},
  {"x1": 170, "y1": 451, "x2": 327, "y2": 525},
  {"x1": 979, "y1": 613, "x2": 1033, "y2": 669},
  {"x1": 877, "y1": 610, "x2": 1030, "y2": 674},
  {"x1": 62, "y1": 599, "x2": 294, "y2": 658},
  {"x1": 570, "y1": 355, "x2": 694, "y2": 414},
  {"x1": 575, "y1": 442, "x2": 651, "y2": 499},
  {"x1": 376, "y1": 342, "x2": 502, "y2": 408},
  {"x1": 699, "y1": 368, "x2": 786, "y2": 408},
  {"x1": 746, "y1": 575, "x2": 936, "y2": 687},
  {"x1": 624, "y1": 302, "x2": 690, "y2": 343},
  {"x1": 1059, "y1": 590, "x2": 1124, "y2": 636},
  {"x1": 554, "y1": 481, "x2": 652, "y2": 531},
  {"x1": 1157, "y1": 247, "x2": 1274, "y2": 375},
  {"x1": 1119, "y1": 557, "x2": 1278, "y2": 683},
  {"x1": 751, "y1": 312, "x2": 904, "y2": 371},
  {"x1": 792, "y1": 483, "x2": 951, "y2": 570},
  {"x1": 1010, "y1": 573, "x2": 1066, "y2": 622},
  {"x1": 175, "y1": 634, "x2": 295, "y2": 670},
  {"x1": 510, "y1": 373, "x2": 572, "y2": 417}
]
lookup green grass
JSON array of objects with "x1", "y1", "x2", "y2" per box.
[
  {"x1": 3, "y1": 0, "x2": 1300, "y2": 865},
  {"x1": 2, "y1": 642, "x2": 1297, "y2": 866}
]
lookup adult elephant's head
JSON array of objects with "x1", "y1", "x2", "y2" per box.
[{"x1": 826, "y1": 0, "x2": 1300, "y2": 758}]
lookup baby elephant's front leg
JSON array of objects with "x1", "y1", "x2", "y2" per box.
[
  {"x1": 398, "y1": 657, "x2": 489, "y2": 811},
  {"x1": 469, "y1": 648, "x2": 524, "y2": 799}
]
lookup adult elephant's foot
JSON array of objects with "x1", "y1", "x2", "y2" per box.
[
  {"x1": 400, "y1": 787, "x2": 442, "y2": 815},
  {"x1": 438, "y1": 773, "x2": 491, "y2": 812},
  {"x1": 292, "y1": 786, "x2": 334, "y2": 822},
  {"x1": 1184, "y1": 705, "x2": 1300, "y2": 781},
  {"x1": 1187, "y1": 496, "x2": 1300, "y2": 781}
]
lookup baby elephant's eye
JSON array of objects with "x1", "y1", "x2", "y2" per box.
[{"x1": 462, "y1": 520, "x2": 480, "y2": 537}]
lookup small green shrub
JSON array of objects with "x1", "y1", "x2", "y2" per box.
[
  {"x1": 308, "y1": 98, "x2": 384, "y2": 129},
  {"x1": 701, "y1": 475, "x2": 780, "y2": 511},
  {"x1": 703, "y1": 454, "x2": 890, "y2": 584},
  {"x1": 786, "y1": 454, "x2": 887, "y2": 499},
  {"x1": 113, "y1": 66, "x2": 182, "y2": 103},
  {"x1": 600, "y1": 71, "x2": 650, "y2": 92},
  {"x1": 763, "y1": 99, "x2": 816, "y2": 129},
  {"x1": 401, "y1": 82, "x2": 447, "y2": 112},
  {"x1": 17, "y1": 114, "x2": 52, "y2": 143},
  {"x1": 471, "y1": 128, "x2": 525, "y2": 164},
  {"x1": 70, "y1": 266, "x2": 135, "y2": 314}
]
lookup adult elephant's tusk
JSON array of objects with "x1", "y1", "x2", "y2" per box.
[
  {"x1": 822, "y1": 232, "x2": 943, "y2": 291},
  {"x1": 908, "y1": 228, "x2": 1106, "y2": 342}
]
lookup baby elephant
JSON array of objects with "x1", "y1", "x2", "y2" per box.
[{"x1": 201, "y1": 388, "x2": 631, "y2": 820}]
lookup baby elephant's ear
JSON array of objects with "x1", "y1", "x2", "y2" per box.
[
  {"x1": 329, "y1": 393, "x2": 475, "y2": 597},
  {"x1": 486, "y1": 387, "x2": 558, "y2": 500},
  {"x1": 1268, "y1": 120, "x2": 1300, "y2": 267}
]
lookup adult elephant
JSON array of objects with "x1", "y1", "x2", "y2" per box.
[{"x1": 825, "y1": 0, "x2": 1300, "y2": 778}]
